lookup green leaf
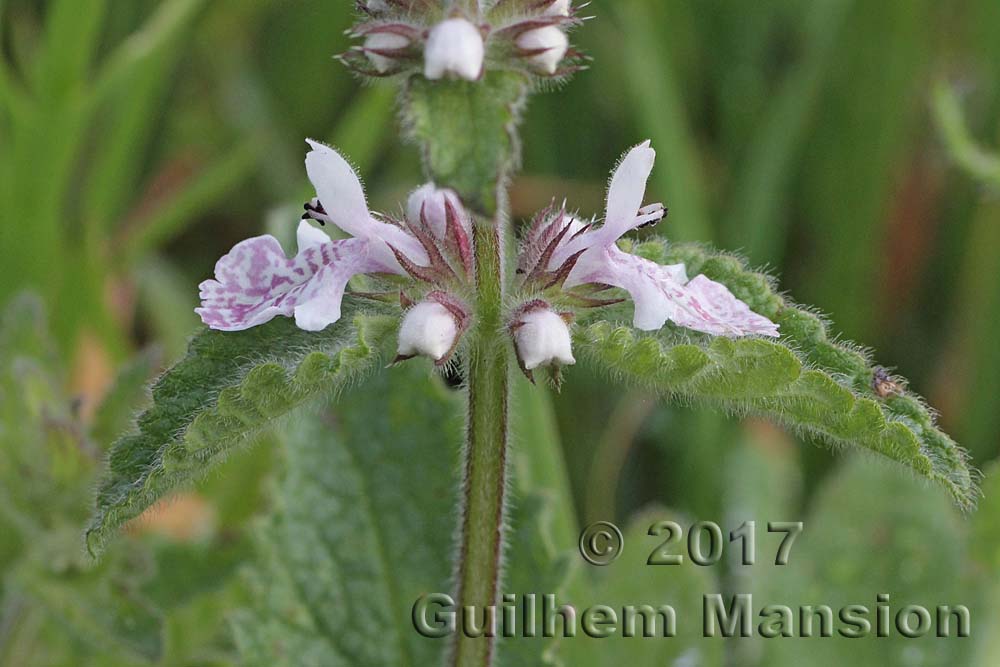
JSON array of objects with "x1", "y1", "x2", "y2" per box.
[
  {"x1": 557, "y1": 510, "x2": 723, "y2": 667},
  {"x1": 970, "y1": 462, "x2": 1000, "y2": 666},
  {"x1": 971, "y1": 462, "x2": 1000, "y2": 572},
  {"x1": 511, "y1": 377, "x2": 579, "y2": 551},
  {"x1": 232, "y1": 365, "x2": 461, "y2": 666},
  {"x1": 85, "y1": 307, "x2": 393, "y2": 557},
  {"x1": 402, "y1": 71, "x2": 529, "y2": 215},
  {"x1": 763, "y1": 456, "x2": 969, "y2": 666},
  {"x1": 575, "y1": 241, "x2": 977, "y2": 509}
]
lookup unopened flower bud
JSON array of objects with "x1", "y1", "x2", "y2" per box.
[
  {"x1": 543, "y1": 0, "x2": 571, "y2": 16},
  {"x1": 514, "y1": 307, "x2": 575, "y2": 370},
  {"x1": 424, "y1": 18, "x2": 485, "y2": 81},
  {"x1": 397, "y1": 301, "x2": 460, "y2": 362},
  {"x1": 407, "y1": 183, "x2": 469, "y2": 239},
  {"x1": 364, "y1": 31, "x2": 411, "y2": 73},
  {"x1": 517, "y1": 26, "x2": 569, "y2": 75}
]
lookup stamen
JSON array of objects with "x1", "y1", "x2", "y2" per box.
[{"x1": 302, "y1": 198, "x2": 328, "y2": 225}]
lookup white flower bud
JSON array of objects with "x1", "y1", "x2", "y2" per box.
[
  {"x1": 364, "y1": 31, "x2": 410, "y2": 73},
  {"x1": 407, "y1": 183, "x2": 468, "y2": 239},
  {"x1": 543, "y1": 0, "x2": 571, "y2": 16},
  {"x1": 514, "y1": 308, "x2": 575, "y2": 370},
  {"x1": 398, "y1": 301, "x2": 459, "y2": 361},
  {"x1": 517, "y1": 26, "x2": 569, "y2": 75},
  {"x1": 424, "y1": 18, "x2": 485, "y2": 81}
]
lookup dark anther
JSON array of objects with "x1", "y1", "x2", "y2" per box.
[{"x1": 303, "y1": 200, "x2": 328, "y2": 225}]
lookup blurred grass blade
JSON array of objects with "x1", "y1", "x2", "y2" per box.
[
  {"x1": 512, "y1": 377, "x2": 578, "y2": 549},
  {"x1": 84, "y1": 0, "x2": 209, "y2": 237},
  {"x1": 325, "y1": 85, "x2": 397, "y2": 178},
  {"x1": 89, "y1": 0, "x2": 206, "y2": 105},
  {"x1": 613, "y1": 2, "x2": 711, "y2": 243},
  {"x1": 796, "y1": 0, "x2": 932, "y2": 340},
  {"x1": 91, "y1": 348, "x2": 161, "y2": 450},
  {"x1": 135, "y1": 255, "x2": 200, "y2": 360},
  {"x1": 33, "y1": 0, "x2": 108, "y2": 97},
  {"x1": 119, "y1": 142, "x2": 261, "y2": 265},
  {"x1": 723, "y1": 0, "x2": 853, "y2": 264},
  {"x1": 933, "y1": 81, "x2": 1000, "y2": 189},
  {"x1": 940, "y1": 199, "x2": 1000, "y2": 459}
]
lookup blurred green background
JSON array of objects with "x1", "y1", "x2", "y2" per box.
[{"x1": 2, "y1": 0, "x2": 1000, "y2": 665}]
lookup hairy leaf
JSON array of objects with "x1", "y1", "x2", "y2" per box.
[
  {"x1": 86, "y1": 306, "x2": 393, "y2": 556},
  {"x1": 232, "y1": 366, "x2": 461, "y2": 666},
  {"x1": 575, "y1": 241, "x2": 977, "y2": 509},
  {"x1": 402, "y1": 71, "x2": 529, "y2": 215}
]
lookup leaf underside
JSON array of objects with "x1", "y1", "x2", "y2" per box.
[
  {"x1": 232, "y1": 366, "x2": 460, "y2": 666},
  {"x1": 85, "y1": 304, "x2": 393, "y2": 557},
  {"x1": 577, "y1": 240, "x2": 977, "y2": 510}
]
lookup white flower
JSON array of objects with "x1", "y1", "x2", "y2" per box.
[
  {"x1": 514, "y1": 307, "x2": 576, "y2": 370},
  {"x1": 424, "y1": 18, "x2": 484, "y2": 81},
  {"x1": 364, "y1": 31, "x2": 410, "y2": 73},
  {"x1": 543, "y1": 0, "x2": 571, "y2": 16},
  {"x1": 397, "y1": 301, "x2": 460, "y2": 361},
  {"x1": 516, "y1": 26, "x2": 569, "y2": 75}
]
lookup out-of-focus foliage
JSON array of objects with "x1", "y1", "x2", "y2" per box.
[
  {"x1": 3, "y1": 0, "x2": 1000, "y2": 665},
  {"x1": 0, "y1": 295, "x2": 249, "y2": 666}
]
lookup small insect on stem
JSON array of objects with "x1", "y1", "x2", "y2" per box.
[{"x1": 872, "y1": 366, "x2": 901, "y2": 398}]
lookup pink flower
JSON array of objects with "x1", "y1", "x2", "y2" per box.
[
  {"x1": 196, "y1": 140, "x2": 431, "y2": 332},
  {"x1": 523, "y1": 141, "x2": 780, "y2": 337}
]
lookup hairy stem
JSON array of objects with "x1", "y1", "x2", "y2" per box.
[{"x1": 451, "y1": 218, "x2": 509, "y2": 667}]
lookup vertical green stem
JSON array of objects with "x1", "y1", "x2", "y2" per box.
[
  {"x1": 402, "y1": 71, "x2": 528, "y2": 666},
  {"x1": 451, "y1": 219, "x2": 509, "y2": 667}
]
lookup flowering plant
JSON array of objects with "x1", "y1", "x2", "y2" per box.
[{"x1": 85, "y1": 3, "x2": 976, "y2": 666}]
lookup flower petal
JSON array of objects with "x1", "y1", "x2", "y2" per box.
[
  {"x1": 296, "y1": 220, "x2": 330, "y2": 251},
  {"x1": 304, "y1": 139, "x2": 370, "y2": 236},
  {"x1": 304, "y1": 139, "x2": 429, "y2": 268},
  {"x1": 672, "y1": 275, "x2": 780, "y2": 337},
  {"x1": 602, "y1": 140, "x2": 657, "y2": 239},
  {"x1": 569, "y1": 246, "x2": 778, "y2": 336},
  {"x1": 196, "y1": 234, "x2": 374, "y2": 332}
]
